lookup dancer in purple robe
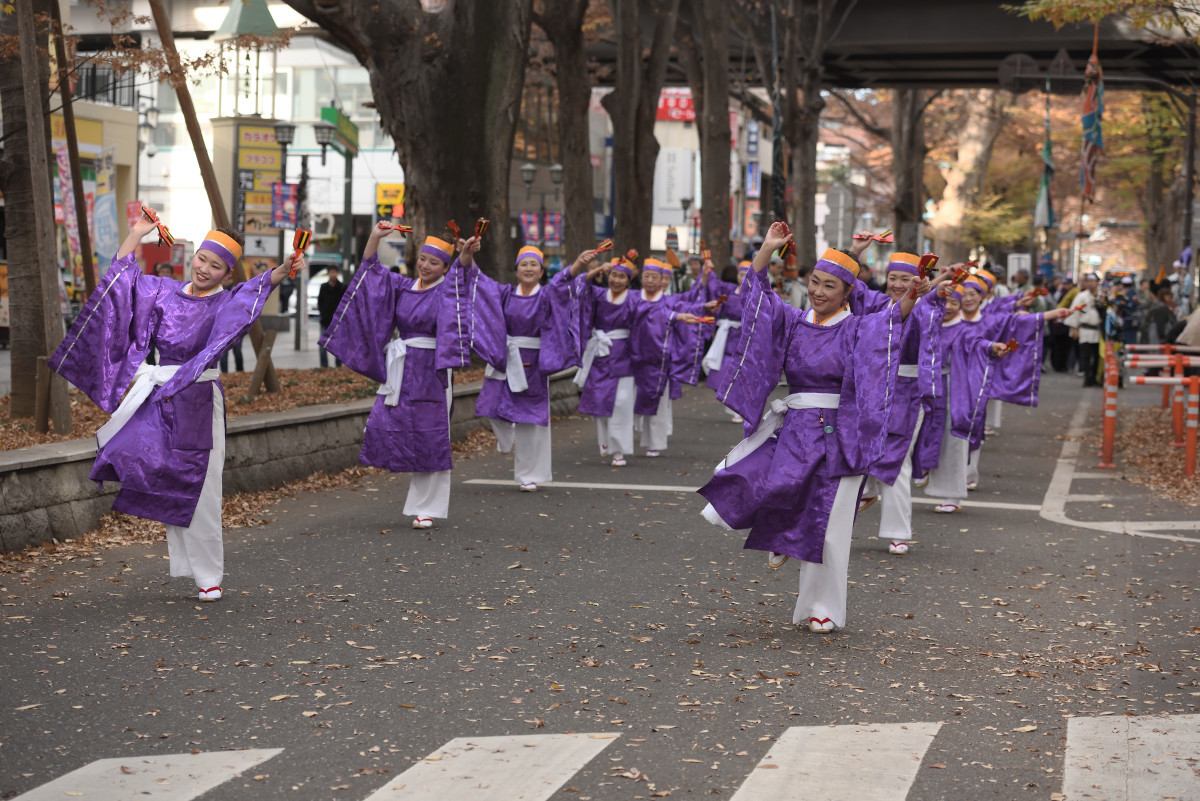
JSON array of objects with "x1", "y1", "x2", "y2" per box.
[
  {"x1": 49, "y1": 210, "x2": 300, "y2": 602},
  {"x1": 698, "y1": 224, "x2": 931, "y2": 633},
  {"x1": 920, "y1": 284, "x2": 1019, "y2": 513},
  {"x1": 846, "y1": 250, "x2": 948, "y2": 555},
  {"x1": 319, "y1": 224, "x2": 469, "y2": 530},
  {"x1": 700, "y1": 260, "x2": 751, "y2": 423},
  {"x1": 953, "y1": 278, "x2": 1070, "y2": 494},
  {"x1": 573, "y1": 255, "x2": 705, "y2": 466},
  {"x1": 449, "y1": 244, "x2": 591, "y2": 490},
  {"x1": 632, "y1": 258, "x2": 707, "y2": 457}
]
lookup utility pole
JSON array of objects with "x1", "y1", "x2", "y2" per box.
[
  {"x1": 17, "y1": 0, "x2": 72, "y2": 434},
  {"x1": 147, "y1": 0, "x2": 279, "y2": 392}
]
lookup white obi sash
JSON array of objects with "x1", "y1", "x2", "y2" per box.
[
  {"x1": 379, "y1": 336, "x2": 438, "y2": 406},
  {"x1": 573, "y1": 328, "x2": 630, "y2": 388},
  {"x1": 484, "y1": 335, "x2": 542, "y2": 393},
  {"x1": 718, "y1": 391, "x2": 841, "y2": 470},
  {"x1": 702, "y1": 319, "x2": 742, "y2": 373},
  {"x1": 97, "y1": 362, "x2": 220, "y2": 448}
]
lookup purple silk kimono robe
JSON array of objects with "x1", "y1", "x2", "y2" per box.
[
  {"x1": 319, "y1": 255, "x2": 465, "y2": 473},
  {"x1": 573, "y1": 281, "x2": 690, "y2": 417},
  {"x1": 698, "y1": 272, "x2": 905, "y2": 563},
  {"x1": 48, "y1": 252, "x2": 275, "y2": 527},
  {"x1": 848, "y1": 283, "x2": 944, "y2": 485},
  {"x1": 972, "y1": 311, "x2": 1045, "y2": 407},
  {"x1": 455, "y1": 266, "x2": 578, "y2": 426},
  {"x1": 911, "y1": 317, "x2": 998, "y2": 476},
  {"x1": 702, "y1": 278, "x2": 746, "y2": 391},
  {"x1": 632, "y1": 290, "x2": 706, "y2": 416}
]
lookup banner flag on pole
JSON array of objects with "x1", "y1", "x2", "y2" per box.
[
  {"x1": 1080, "y1": 51, "x2": 1104, "y2": 202},
  {"x1": 1035, "y1": 82, "x2": 1055, "y2": 230}
]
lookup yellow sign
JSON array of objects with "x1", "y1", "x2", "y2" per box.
[
  {"x1": 238, "y1": 149, "x2": 281, "y2": 171},
  {"x1": 376, "y1": 184, "x2": 404, "y2": 205},
  {"x1": 239, "y1": 127, "x2": 278, "y2": 148},
  {"x1": 244, "y1": 191, "x2": 273, "y2": 212},
  {"x1": 50, "y1": 115, "x2": 103, "y2": 147},
  {"x1": 253, "y1": 171, "x2": 281, "y2": 192},
  {"x1": 376, "y1": 183, "x2": 405, "y2": 220}
]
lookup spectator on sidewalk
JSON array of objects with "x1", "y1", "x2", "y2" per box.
[
  {"x1": 1066, "y1": 272, "x2": 1102, "y2": 387},
  {"x1": 1047, "y1": 276, "x2": 1075, "y2": 372},
  {"x1": 317, "y1": 266, "x2": 347, "y2": 368}
]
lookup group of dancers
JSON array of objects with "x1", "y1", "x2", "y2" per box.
[{"x1": 51, "y1": 211, "x2": 1067, "y2": 631}]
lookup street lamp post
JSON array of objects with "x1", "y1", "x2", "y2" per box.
[
  {"x1": 680, "y1": 197, "x2": 692, "y2": 252},
  {"x1": 520, "y1": 162, "x2": 563, "y2": 250}
]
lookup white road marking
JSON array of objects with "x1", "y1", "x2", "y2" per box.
[
  {"x1": 465, "y1": 479, "x2": 1042, "y2": 510},
  {"x1": 911, "y1": 496, "x2": 1041, "y2": 511},
  {"x1": 1062, "y1": 713, "x2": 1200, "y2": 801},
  {"x1": 463, "y1": 479, "x2": 699, "y2": 492},
  {"x1": 361, "y1": 733, "x2": 618, "y2": 801},
  {"x1": 729, "y1": 722, "x2": 941, "y2": 801},
  {"x1": 1041, "y1": 393, "x2": 1200, "y2": 542},
  {"x1": 13, "y1": 749, "x2": 283, "y2": 801}
]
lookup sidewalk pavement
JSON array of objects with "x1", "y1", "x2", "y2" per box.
[{"x1": 0, "y1": 316, "x2": 329, "y2": 397}]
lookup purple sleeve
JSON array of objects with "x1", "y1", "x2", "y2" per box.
[
  {"x1": 989, "y1": 293, "x2": 1024, "y2": 315},
  {"x1": 949, "y1": 330, "x2": 1000, "y2": 446},
  {"x1": 988, "y1": 311, "x2": 1044, "y2": 406},
  {"x1": 158, "y1": 271, "x2": 276, "y2": 399},
  {"x1": 318, "y1": 255, "x2": 403, "y2": 383},
  {"x1": 716, "y1": 271, "x2": 794, "y2": 421},
  {"x1": 915, "y1": 291, "x2": 946, "y2": 401},
  {"x1": 837, "y1": 303, "x2": 906, "y2": 474},
  {"x1": 48, "y1": 252, "x2": 160, "y2": 412},
  {"x1": 537, "y1": 268, "x2": 581, "y2": 374},
  {"x1": 441, "y1": 260, "x2": 507, "y2": 370},
  {"x1": 848, "y1": 281, "x2": 891, "y2": 316}
]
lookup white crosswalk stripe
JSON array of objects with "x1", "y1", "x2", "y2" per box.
[
  {"x1": 12, "y1": 748, "x2": 283, "y2": 801},
  {"x1": 729, "y1": 722, "x2": 942, "y2": 801},
  {"x1": 14, "y1": 715, "x2": 1200, "y2": 800},
  {"x1": 1061, "y1": 713, "x2": 1200, "y2": 801},
  {"x1": 361, "y1": 733, "x2": 619, "y2": 801}
]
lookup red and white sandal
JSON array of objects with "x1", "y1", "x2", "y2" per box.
[
  {"x1": 412, "y1": 516, "x2": 433, "y2": 529},
  {"x1": 198, "y1": 587, "x2": 222, "y2": 602},
  {"x1": 857, "y1": 495, "x2": 879, "y2": 513},
  {"x1": 888, "y1": 541, "x2": 910, "y2": 555},
  {"x1": 808, "y1": 617, "x2": 836, "y2": 633},
  {"x1": 933, "y1": 503, "x2": 961, "y2": 514}
]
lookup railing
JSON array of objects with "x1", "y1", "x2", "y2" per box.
[
  {"x1": 1105, "y1": 343, "x2": 1200, "y2": 476},
  {"x1": 70, "y1": 61, "x2": 136, "y2": 109}
]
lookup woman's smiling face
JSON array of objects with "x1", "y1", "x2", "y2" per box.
[
  {"x1": 808, "y1": 269, "x2": 851, "y2": 317},
  {"x1": 190, "y1": 249, "x2": 229, "y2": 292}
]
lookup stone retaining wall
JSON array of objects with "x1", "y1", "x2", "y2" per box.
[{"x1": 0, "y1": 370, "x2": 580, "y2": 553}]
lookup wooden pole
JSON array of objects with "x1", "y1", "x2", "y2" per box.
[
  {"x1": 17, "y1": 1, "x2": 72, "y2": 434},
  {"x1": 146, "y1": 0, "x2": 280, "y2": 393},
  {"x1": 49, "y1": 0, "x2": 96, "y2": 300}
]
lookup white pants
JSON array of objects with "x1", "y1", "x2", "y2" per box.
[
  {"x1": 966, "y1": 447, "x2": 981, "y2": 486},
  {"x1": 491, "y1": 419, "x2": 553, "y2": 485},
  {"x1": 166, "y1": 387, "x2": 225, "y2": 590},
  {"x1": 925, "y1": 399, "x2": 967, "y2": 505},
  {"x1": 404, "y1": 470, "x2": 451, "y2": 519},
  {"x1": 878, "y1": 407, "x2": 924, "y2": 541},
  {"x1": 986, "y1": 398, "x2": 1002, "y2": 429},
  {"x1": 595, "y1": 376, "x2": 635, "y2": 456},
  {"x1": 792, "y1": 475, "x2": 864, "y2": 629},
  {"x1": 636, "y1": 394, "x2": 673, "y2": 451}
]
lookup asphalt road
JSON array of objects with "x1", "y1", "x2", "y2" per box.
[{"x1": 2, "y1": 373, "x2": 1197, "y2": 801}]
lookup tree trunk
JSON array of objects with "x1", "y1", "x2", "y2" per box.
[
  {"x1": 533, "y1": 0, "x2": 594, "y2": 261},
  {"x1": 1139, "y1": 97, "x2": 1185, "y2": 275},
  {"x1": 926, "y1": 89, "x2": 1008, "y2": 263},
  {"x1": 601, "y1": 0, "x2": 680, "y2": 260},
  {"x1": 680, "y1": 0, "x2": 732, "y2": 268},
  {"x1": 780, "y1": 0, "x2": 853, "y2": 268},
  {"x1": 283, "y1": 0, "x2": 533, "y2": 278},
  {"x1": 892, "y1": 88, "x2": 926, "y2": 253},
  {"x1": 0, "y1": 0, "x2": 55, "y2": 419}
]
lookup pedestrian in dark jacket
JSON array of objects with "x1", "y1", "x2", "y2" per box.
[{"x1": 317, "y1": 267, "x2": 347, "y2": 368}]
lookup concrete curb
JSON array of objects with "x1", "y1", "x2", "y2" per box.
[{"x1": 0, "y1": 369, "x2": 580, "y2": 553}]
